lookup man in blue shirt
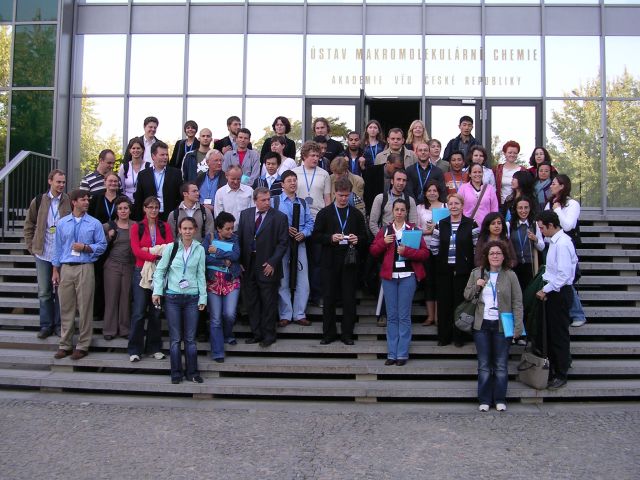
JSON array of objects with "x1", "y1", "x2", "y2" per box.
[
  {"x1": 51, "y1": 190, "x2": 107, "y2": 360},
  {"x1": 274, "y1": 170, "x2": 315, "y2": 327}
]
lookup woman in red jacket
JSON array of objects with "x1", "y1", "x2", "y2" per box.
[
  {"x1": 370, "y1": 198, "x2": 429, "y2": 366},
  {"x1": 128, "y1": 196, "x2": 174, "y2": 362}
]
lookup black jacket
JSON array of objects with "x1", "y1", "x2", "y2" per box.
[
  {"x1": 363, "y1": 164, "x2": 387, "y2": 215},
  {"x1": 405, "y1": 162, "x2": 446, "y2": 204},
  {"x1": 433, "y1": 215, "x2": 476, "y2": 277},
  {"x1": 169, "y1": 138, "x2": 201, "y2": 170},
  {"x1": 259, "y1": 137, "x2": 297, "y2": 163},
  {"x1": 133, "y1": 166, "x2": 183, "y2": 221},
  {"x1": 312, "y1": 203, "x2": 368, "y2": 265}
]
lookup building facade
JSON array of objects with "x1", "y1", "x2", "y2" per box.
[{"x1": 1, "y1": 0, "x2": 639, "y2": 210}]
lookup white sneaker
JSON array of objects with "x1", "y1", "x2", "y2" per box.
[
  {"x1": 478, "y1": 404, "x2": 490, "y2": 412},
  {"x1": 496, "y1": 403, "x2": 507, "y2": 412},
  {"x1": 151, "y1": 352, "x2": 166, "y2": 360},
  {"x1": 129, "y1": 354, "x2": 140, "y2": 362},
  {"x1": 571, "y1": 318, "x2": 587, "y2": 327}
]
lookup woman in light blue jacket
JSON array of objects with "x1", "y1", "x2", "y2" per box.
[{"x1": 152, "y1": 217, "x2": 207, "y2": 384}]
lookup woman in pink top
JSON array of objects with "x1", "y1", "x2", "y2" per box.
[{"x1": 458, "y1": 163, "x2": 498, "y2": 227}]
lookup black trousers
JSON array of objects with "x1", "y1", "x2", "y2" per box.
[
  {"x1": 322, "y1": 257, "x2": 357, "y2": 341},
  {"x1": 245, "y1": 257, "x2": 279, "y2": 343},
  {"x1": 436, "y1": 265, "x2": 467, "y2": 345},
  {"x1": 545, "y1": 285, "x2": 573, "y2": 380},
  {"x1": 513, "y1": 262, "x2": 534, "y2": 293}
]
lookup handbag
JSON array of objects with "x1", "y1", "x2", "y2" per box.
[
  {"x1": 517, "y1": 299, "x2": 550, "y2": 389},
  {"x1": 344, "y1": 244, "x2": 358, "y2": 267},
  {"x1": 454, "y1": 269, "x2": 483, "y2": 333}
]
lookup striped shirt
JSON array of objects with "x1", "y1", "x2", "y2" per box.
[
  {"x1": 79, "y1": 170, "x2": 106, "y2": 198},
  {"x1": 430, "y1": 220, "x2": 480, "y2": 262}
]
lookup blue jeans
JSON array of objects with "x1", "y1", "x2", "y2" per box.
[
  {"x1": 278, "y1": 244, "x2": 310, "y2": 321},
  {"x1": 35, "y1": 257, "x2": 60, "y2": 331},
  {"x1": 165, "y1": 294, "x2": 200, "y2": 380},
  {"x1": 473, "y1": 320, "x2": 511, "y2": 405},
  {"x1": 207, "y1": 288, "x2": 240, "y2": 359},
  {"x1": 382, "y1": 275, "x2": 417, "y2": 360},
  {"x1": 127, "y1": 267, "x2": 162, "y2": 356},
  {"x1": 569, "y1": 286, "x2": 586, "y2": 322}
]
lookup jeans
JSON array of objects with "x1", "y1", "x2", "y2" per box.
[
  {"x1": 569, "y1": 285, "x2": 586, "y2": 322},
  {"x1": 35, "y1": 257, "x2": 60, "y2": 331},
  {"x1": 473, "y1": 320, "x2": 511, "y2": 405},
  {"x1": 127, "y1": 267, "x2": 162, "y2": 356},
  {"x1": 165, "y1": 294, "x2": 200, "y2": 380},
  {"x1": 278, "y1": 244, "x2": 310, "y2": 321},
  {"x1": 382, "y1": 275, "x2": 417, "y2": 360},
  {"x1": 207, "y1": 288, "x2": 240, "y2": 359}
]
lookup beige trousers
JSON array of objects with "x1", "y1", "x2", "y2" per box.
[{"x1": 58, "y1": 263, "x2": 95, "y2": 352}]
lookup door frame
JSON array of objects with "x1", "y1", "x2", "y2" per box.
[
  {"x1": 304, "y1": 97, "x2": 362, "y2": 142},
  {"x1": 425, "y1": 98, "x2": 482, "y2": 145},
  {"x1": 484, "y1": 99, "x2": 543, "y2": 156}
]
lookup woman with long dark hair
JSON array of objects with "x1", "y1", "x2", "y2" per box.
[
  {"x1": 259, "y1": 116, "x2": 297, "y2": 162},
  {"x1": 119, "y1": 137, "x2": 150, "y2": 204},
  {"x1": 534, "y1": 161, "x2": 554, "y2": 210},
  {"x1": 474, "y1": 212, "x2": 516, "y2": 269},
  {"x1": 500, "y1": 169, "x2": 536, "y2": 220},
  {"x1": 466, "y1": 145, "x2": 496, "y2": 187},
  {"x1": 509, "y1": 197, "x2": 544, "y2": 292},
  {"x1": 458, "y1": 163, "x2": 499, "y2": 227},
  {"x1": 527, "y1": 146, "x2": 557, "y2": 178},
  {"x1": 361, "y1": 119, "x2": 386, "y2": 170}
]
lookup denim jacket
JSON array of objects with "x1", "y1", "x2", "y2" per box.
[{"x1": 201, "y1": 232, "x2": 241, "y2": 282}]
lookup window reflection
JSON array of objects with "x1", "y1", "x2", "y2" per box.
[
  {"x1": 605, "y1": 37, "x2": 640, "y2": 97},
  {"x1": 0, "y1": 92, "x2": 7, "y2": 166},
  {"x1": 130, "y1": 35, "x2": 185, "y2": 95},
  {"x1": 13, "y1": 25, "x2": 56, "y2": 88},
  {"x1": 545, "y1": 37, "x2": 600, "y2": 97},
  {"x1": 245, "y1": 98, "x2": 302, "y2": 157},
  {"x1": 77, "y1": 35, "x2": 126, "y2": 95},
  {"x1": 606, "y1": 101, "x2": 640, "y2": 208},
  {"x1": 0, "y1": 1, "x2": 12, "y2": 22},
  {"x1": 188, "y1": 35, "x2": 243, "y2": 95},
  {"x1": 16, "y1": 0, "x2": 58, "y2": 21},
  {"x1": 425, "y1": 36, "x2": 481, "y2": 97},
  {"x1": 0, "y1": 26, "x2": 11, "y2": 89},
  {"x1": 246, "y1": 35, "x2": 303, "y2": 95},
  {"x1": 546, "y1": 100, "x2": 601, "y2": 208},
  {"x1": 128, "y1": 97, "x2": 183, "y2": 148},
  {"x1": 10, "y1": 90, "x2": 53, "y2": 157},
  {"x1": 186, "y1": 97, "x2": 243, "y2": 144},
  {"x1": 485, "y1": 36, "x2": 541, "y2": 97},
  {"x1": 306, "y1": 35, "x2": 363, "y2": 96},
  {"x1": 80, "y1": 97, "x2": 124, "y2": 173},
  {"x1": 364, "y1": 35, "x2": 422, "y2": 97}
]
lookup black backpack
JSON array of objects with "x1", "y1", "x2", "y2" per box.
[
  {"x1": 138, "y1": 220, "x2": 167, "y2": 241},
  {"x1": 377, "y1": 191, "x2": 412, "y2": 227},
  {"x1": 170, "y1": 205, "x2": 207, "y2": 239}
]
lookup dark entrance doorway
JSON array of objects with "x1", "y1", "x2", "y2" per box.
[{"x1": 366, "y1": 99, "x2": 421, "y2": 137}]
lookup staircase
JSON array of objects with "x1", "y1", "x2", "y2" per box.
[{"x1": 0, "y1": 212, "x2": 639, "y2": 403}]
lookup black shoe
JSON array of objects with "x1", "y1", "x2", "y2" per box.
[
  {"x1": 384, "y1": 359, "x2": 396, "y2": 366},
  {"x1": 396, "y1": 359, "x2": 407, "y2": 366},
  {"x1": 259, "y1": 339, "x2": 275, "y2": 348},
  {"x1": 171, "y1": 377, "x2": 182, "y2": 384},
  {"x1": 188, "y1": 375, "x2": 204, "y2": 384},
  {"x1": 37, "y1": 328, "x2": 52, "y2": 339},
  {"x1": 244, "y1": 338, "x2": 261, "y2": 344},
  {"x1": 103, "y1": 335, "x2": 113, "y2": 341},
  {"x1": 213, "y1": 358, "x2": 224, "y2": 363},
  {"x1": 547, "y1": 377, "x2": 567, "y2": 390},
  {"x1": 320, "y1": 338, "x2": 334, "y2": 345},
  {"x1": 454, "y1": 341, "x2": 465, "y2": 348},
  {"x1": 54, "y1": 327, "x2": 61, "y2": 337},
  {"x1": 227, "y1": 339, "x2": 237, "y2": 346},
  {"x1": 342, "y1": 339, "x2": 354, "y2": 346}
]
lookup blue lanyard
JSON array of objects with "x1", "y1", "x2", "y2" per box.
[
  {"x1": 416, "y1": 163, "x2": 432, "y2": 190},
  {"x1": 489, "y1": 277, "x2": 498, "y2": 306},
  {"x1": 452, "y1": 172, "x2": 462, "y2": 191},
  {"x1": 350, "y1": 157, "x2": 358, "y2": 173},
  {"x1": 73, "y1": 217, "x2": 83, "y2": 243},
  {"x1": 49, "y1": 198, "x2": 59, "y2": 225},
  {"x1": 518, "y1": 223, "x2": 528, "y2": 261},
  {"x1": 369, "y1": 144, "x2": 379, "y2": 161},
  {"x1": 150, "y1": 225, "x2": 157, "y2": 247},
  {"x1": 334, "y1": 203, "x2": 349, "y2": 234},
  {"x1": 303, "y1": 167, "x2": 316, "y2": 195},
  {"x1": 104, "y1": 197, "x2": 115, "y2": 219},
  {"x1": 154, "y1": 170, "x2": 165, "y2": 195},
  {"x1": 181, "y1": 245, "x2": 193, "y2": 276}
]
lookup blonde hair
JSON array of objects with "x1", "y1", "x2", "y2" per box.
[
  {"x1": 407, "y1": 120, "x2": 430, "y2": 145},
  {"x1": 446, "y1": 192, "x2": 464, "y2": 206}
]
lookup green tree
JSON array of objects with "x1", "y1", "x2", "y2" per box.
[
  {"x1": 0, "y1": 27, "x2": 11, "y2": 167},
  {"x1": 79, "y1": 94, "x2": 123, "y2": 175},
  {"x1": 254, "y1": 116, "x2": 349, "y2": 161},
  {"x1": 547, "y1": 70, "x2": 640, "y2": 207}
]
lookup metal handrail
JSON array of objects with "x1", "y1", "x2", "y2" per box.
[{"x1": 1, "y1": 151, "x2": 59, "y2": 239}]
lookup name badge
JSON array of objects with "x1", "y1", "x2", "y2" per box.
[
  {"x1": 178, "y1": 279, "x2": 190, "y2": 289},
  {"x1": 71, "y1": 249, "x2": 81, "y2": 257},
  {"x1": 203, "y1": 199, "x2": 212, "y2": 205},
  {"x1": 339, "y1": 239, "x2": 348, "y2": 245},
  {"x1": 48, "y1": 226, "x2": 56, "y2": 234},
  {"x1": 395, "y1": 261, "x2": 406, "y2": 269},
  {"x1": 305, "y1": 196, "x2": 314, "y2": 206}
]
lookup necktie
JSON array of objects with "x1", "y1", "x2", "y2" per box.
[{"x1": 255, "y1": 212, "x2": 263, "y2": 232}]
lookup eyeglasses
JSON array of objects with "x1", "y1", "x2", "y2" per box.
[{"x1": 488, "y1": 251, "x2": 504, "y2": 256}]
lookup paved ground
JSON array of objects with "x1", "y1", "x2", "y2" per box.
[{"x1": 0, "y1": 392, "x2": 638, "y2": 480}]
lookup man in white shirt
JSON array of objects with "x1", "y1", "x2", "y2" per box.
[
  {"x1": 536, "y1": 210, "x2": 578, "y2": 390},
  {"x1": 214, "y1": 165, "x2": 254, "y2": 231},
  {"x1": 293, "y1": 141, "x2": 331, "y2": 306}
]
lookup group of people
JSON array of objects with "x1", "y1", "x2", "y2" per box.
[{"x1": 23, "y1": 113, "x2": 583, "y2": 406}]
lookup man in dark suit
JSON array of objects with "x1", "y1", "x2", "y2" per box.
[
  {"x1": 406, "y1": 142, "x2": 446, "y2": 204},
  {"x1": 133, "y1": 141, "x2": 182, "y2": 221},
  {"x1": 237, "y1": 187, "x2": 289, "y2": 347},
  {"x1": 312, "y1": 177, "x2": 368, "y2": 345},
  {"x1": 362, "y1": 152, "x2": 404, "y2": 215}
]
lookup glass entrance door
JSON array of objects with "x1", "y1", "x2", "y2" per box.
[
  {"x1": 425, "y1": 99, "x2": 481, "y2": 152},
  {"x1": 304, "y1": 98, "x2": 361, "y2": 144},
  {"x1": 486, "y1": 100, "x2": 542, "y2": 167}
]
